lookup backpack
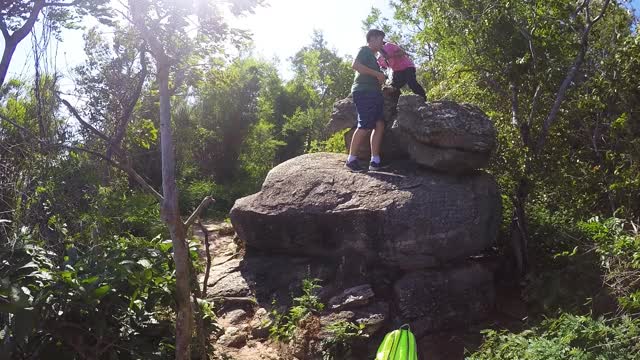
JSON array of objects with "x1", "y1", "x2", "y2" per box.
[{"x1": 375, "y1": 324, "x2": 418, "y2": 360}]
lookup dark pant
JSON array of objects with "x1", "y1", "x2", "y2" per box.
[
  {"x1": 391, "y1": 67, "x2": 426, "y2": 100},
  {"x1": 353, "y1": 91, "x2": 384, "y2": 129}
]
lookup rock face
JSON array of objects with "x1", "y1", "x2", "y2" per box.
[
  {"x1": 223, "y1": 94, "x2": 502, "y2": 350},
  {"x1": 393, "y1": 96, "x2": 496, "y2": 173},
  {"x1": 328, "y1": 92, "x2": 496, "y2": 174},
  {"x1": 394, "y1": 263, "x2": 496, "y2": 337},
  {"x1": 231, "y1": 153, "x2": 501, "y2": 269}
]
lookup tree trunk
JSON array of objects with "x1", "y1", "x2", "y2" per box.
[
  {"x1": 509, "y1": 177, "x2": 530, "y2": 275},
  {"x1": 0, "y1": 40, "x2": 17, "y2": 89},
  {"x1": 157, "y1": 59, "x2": 193, "y2": 360},
  {"x1": 0, "y1": 0, "x2": 45, "y2": 88}
]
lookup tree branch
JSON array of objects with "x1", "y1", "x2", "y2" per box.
[
  {"x1": 510, "y1": 81, "x2": 519, "y2": 128},
  {"x1": 535, "y1": 0, "x2": 610, "y2": 154},
  {"x1": 59, "y1": 97, "x2": 111, "y2": 143},
  {"x1": 0, "y1": 20, "x2": 9, "y2": 40},
  {"x1": 518, "y1": 83, "x2": 541, "y2": 148},
  {"x1": 59, "y1": 144, "x2": 164, "y2": 201},
  {"x1": 591, "y1": 0, "x2": 608, "y2": 24},
  {"x1": 184, "y1": 196, "x2": 215, "y2": 229},
  {"x1": 106, "y1": 47, "x2": 148, "y2": 159},
  {"x1": 0, "y1": 113, "x2": 35, "y2": 139},
  {"x1": 195, "y1": 221, "x2": 213, "y2": 297},
  {"x1": 128, "y1": 0, "x2": 169, "y2": 64},
  {"x1": 10, "y1": 0, "x2": 46, "y2": 45},
  {"x1": 43, "y1": 0, "x2": 79, "y2": 8},
  {"x1": 2, "y1": 105, "x2": 163, "y2": 201}
]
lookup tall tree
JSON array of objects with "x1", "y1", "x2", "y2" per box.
[
  {"x1": 393, "y1": 0, "x2": 612, "y2": 273},
  {"x1": 126, "y1": 0, "x2": 261, "y2": 358},
  {"x1": 281, "y1": 31, "x2": 352, "y2": 155},
  {"x1": 0, "y1": 0, "x2": 111, "y2": 87}
]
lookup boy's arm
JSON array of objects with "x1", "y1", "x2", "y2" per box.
[{"x1": 352, "y1": 59, "x2": 385, "y2": 83}]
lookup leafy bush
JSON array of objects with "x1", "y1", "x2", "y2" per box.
[
  {"x1": 79, "y1": 186, "x2": 167, "y2": 240},
  {"x1": 0, "y1": 233, "x2": 186, "y2": 359},
  {"x1": 469, "y1": 314, "x2": 640, "y2": 360},
  {"x1": 320, "y1": 320, "x2": 367, "y2": 360},
  {"x1": 178, "y1": 179, "x2": 218, "y2": 215},
  {"x1": 578, "y1": 217, "x2": 640, "y2": 311},
  {"x1": 269, "y1": 278, "x2": 324, "y2": 342},
  {"x1": 308, "y1": 129, "x2": 349, "y2": 154},
  {"x1": 522, "y1": 204, "x2": 604, "y2": 314}
]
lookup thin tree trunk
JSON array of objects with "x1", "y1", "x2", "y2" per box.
[
  {"x1": 510, "y1": 177, "x2": 530, "y2": 275},
  {"x1": 106, "y1": 48, "x2": 147, "y2": 161},
  {"x1": 535, "y1": 0, "x2": 611, "y2": 153},
  {"x1": 0, "y1": 0, "x2": 45, "y2": 88},
  {"x1": 157, "y1": 59, "x2": 193, "y2": 360},
  {"x1": 0, "y1": 40, "x2": 17, "y2": 89},
  {"x1": 191, "y1": 292, "x2": 209, "y2": 360},
  {"x1": 198, "y1": 222, "x2": 212, "y2": 297},
  {"x1": 508, "y1": 81, "x2": 532, "y2": 276}
]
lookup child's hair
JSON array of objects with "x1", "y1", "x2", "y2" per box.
[{"x1": 366, "y1": 29, "x2": 385, "y2": 42}]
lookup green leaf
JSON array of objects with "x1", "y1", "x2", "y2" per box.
[
  {"x1": 81, "y1": 276, "x2": 99, "y2": 285},
  {"x1": 93, "y1": 285, "x2": 111, "y2": 298},
  {"x1": 137, "y1": 259, "x2": 152, "y2": 269}
]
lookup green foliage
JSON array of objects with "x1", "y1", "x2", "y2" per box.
[
  {"x1": 178, "y1": 179, "x2": 217, "y2": 214},
  {"x1": 308, "y1": 128, "x2": 349, "y2": 154},
  {"x1": 180, "y1": 58, "x2": 283, "y2": 184},
  {"x1": 578, "y1": 217, "x2": 640, "y2": 311},
  {"x1": 320, "y1": 320, "x2": 367, "y2": 360},
  {"x1": 83, "y1": 185, "x2": 167, "y2": 240},
  {"x1": 0, "y1": 234, "x2": 178, "y2": 359},
  {"x1": 0, "y1": 0, "x2": 112, "y2": 35},
  {"x1": 279, "y1": 31, "x2": 353, "y2": 158},
  {"x1": 240, "y1": 119, "x2": 285, "y2": 187},
  {"x1": 469, "y1": 314, "x2": 640, "y2": 360},
  {"x1": 269, "y1": 278, "x2": 324, "y2": 342},
  {"x1": 267, "y1": 279, "x2": 367, "y2": 358},
  {"x1": 522, "y1": 205, "x2": 604, "y2": 314}
]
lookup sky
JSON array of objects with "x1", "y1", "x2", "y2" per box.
[
  {"x1": 4, "y1": 0, "x2": 395, "y2": 86},
  {"x1": 230, "y1": 0, "x2": 394, "y2": 78},
  {"x1": 2, "y1": 0, "x2": 640, "y2": 88}
]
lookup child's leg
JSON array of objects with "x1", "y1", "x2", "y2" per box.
[
  {"x1": 370, "y1": 119, "x2": 385, "y2": 159},
  {"x1": 406, "y1": 67, "x2": 427, "y2": 101},
  {"x1": 391, "y1": 69, "x2": 409, "y2": 90}
]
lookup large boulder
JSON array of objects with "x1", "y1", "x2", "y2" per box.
[
  {"x1": 393, "y1": 96, "x2": 496, "y2": 173},
  {"x1": 230, "y1": 152, "x2": 501, "y2": 270},
  {"x1": 394, "y1": 262, "x2": 496, "y2": 337}
]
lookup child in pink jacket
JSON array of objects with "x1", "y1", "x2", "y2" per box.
[{"x1": 377, "y1": 41, "x2": 427, "y2": 101}]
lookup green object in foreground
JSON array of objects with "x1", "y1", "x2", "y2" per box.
[{"x1": 375, "y1": 324, "x2": 418, "y2": 360}]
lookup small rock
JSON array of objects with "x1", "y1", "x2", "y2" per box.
[
  {"x1": 219, "y1": 223, "x2": 235, "y2": 236},
  {"x1": 354, "y1": 302, "x2": 389, "y2": 335},
  {"x1": 217, "y1": 326, "x2": 247, "y2": 348},
  {"x1": 208, "y1": 259, "x2": 252, "y2": 298},
  {"x1": 290, "y1": 314, "x2": 322, "y2": 359},
  {"x1": 328, "y1": 284, "x2": 375, "y2": 310},
  {"x1": 250, "y1": 308, "x2": 273, "y2": 340},
  {"x1": 319, "y1": 311, "x2": 355, "y2": 328},
  {"x1": 222, "y1": 309, "x2": 248, "y2": 325}
]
